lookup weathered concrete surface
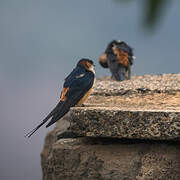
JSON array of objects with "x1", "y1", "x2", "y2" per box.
[
  {"x1": 86, "y1": 92, "x2": 180, "y2": 111},
  {"x1": 41, "y1": 137, "x2": 180, "y2": 180},
  {"x1": 69, "y1": 107, "x2": 180, "y2": 140},
  {"x1": 93, "y1": 74, "x2": 180, "y2": 96}
]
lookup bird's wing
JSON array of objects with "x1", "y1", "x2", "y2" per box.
[
  {"x1": 113, "y1": 47, "x2": 129, "y2": 67},
  {"x1": 115, "y1": 44, "x2": 134, "y2": 65},
  {"x1": 116, "y1": 43, "x2": 133, "y2": 56},
  {"x1": 64, "y1": 66, "x2": 85, "y2": 85},
  {"x1": 46, "y1": 71, "x2": 95, "y2": 127},
  {"x1": 99, "y1": 53, "x2": 108, "y2": 68}
]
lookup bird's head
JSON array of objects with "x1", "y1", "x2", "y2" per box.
[
  {"x1": 107, "y1": 40, "x2": 119, "y2": 49},
  {"x1": 105, "y1": 40, "x2": 120, "y2": 54},
  {"x1": 77, "y1": 58, "x2": 95, "y2": 74}
]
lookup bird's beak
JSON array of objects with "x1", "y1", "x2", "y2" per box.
[{"x1": 132, "y1": 56, "x2": 136, "y2": 59}]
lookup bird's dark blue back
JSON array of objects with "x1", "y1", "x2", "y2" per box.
[
  {"x1": 65, "y1": 70, "x2": 95, "y2": 99},
  {"x1": 64, "y1": 65, "x2": 86, "y2": 87}
]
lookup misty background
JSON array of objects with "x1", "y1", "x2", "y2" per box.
[{"x1": 0, "y1": 0, "x2": 180, "y2": 179}]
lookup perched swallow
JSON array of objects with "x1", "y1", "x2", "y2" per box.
[
  {"x1": 99, "y1": 40, "x2": 135, "y2": 81},
  {"x1": 25, "y1": 59, "x2": 95, "y2": 138}
]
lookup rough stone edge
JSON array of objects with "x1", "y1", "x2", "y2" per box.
[{"x1": 69, "y1": 107, "x2": 180, "y2": 141}]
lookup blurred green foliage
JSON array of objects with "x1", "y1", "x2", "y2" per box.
[
  {"x1": 113, "y1": 0, "x2": 170, "y2": 31},
  {"x1": 143, "y1": 0, "x2": 169, "y2": 30}
]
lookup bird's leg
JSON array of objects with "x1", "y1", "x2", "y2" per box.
[{"x1": 126, "y1": 64, "x2": 131, "y2": 80}]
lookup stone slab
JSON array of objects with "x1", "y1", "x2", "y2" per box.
[{"x1": 69, "y1": 107, "x2": 180, "y2": 140}]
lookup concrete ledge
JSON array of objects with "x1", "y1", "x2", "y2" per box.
[
  {"x1": 69, "y1": 107, "x2": 180, "y2": 140},
  {"x1": 93, "y1": 74, "x2": 180, "y2": 96}
]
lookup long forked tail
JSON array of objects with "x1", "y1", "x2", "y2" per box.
[
  {"x1": 24, "y1": 115, "x2": 52, "y2": 138},
  {"x1": 24, "y1": 101, "x2": 63, "y2": 138}
]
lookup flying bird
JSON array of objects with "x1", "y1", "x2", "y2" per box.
[
  {"x1": 25, "y1": 59, "x2": 95, "y2": 138},
  {"x1": 99, "y1": 40, "x2": 135, "y2": 81}
]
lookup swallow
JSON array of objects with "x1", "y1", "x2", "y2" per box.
[
  {"x1": 25, "y1": 59, "x2": 95, "y2": 138},
  {"x1": 99, "y1": 40, "x2": 135, "y2": 81}
]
